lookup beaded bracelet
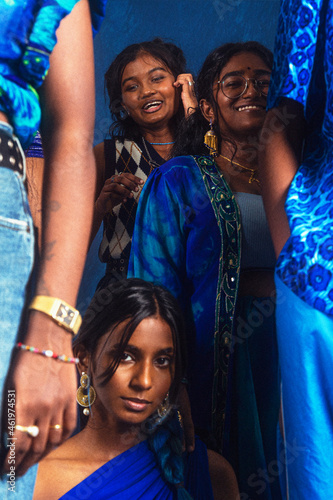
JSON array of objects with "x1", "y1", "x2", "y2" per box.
[{"x1": 16, "y1": 342, "x2": 79, "y2": 364}]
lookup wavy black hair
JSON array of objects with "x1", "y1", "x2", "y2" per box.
[
  {"x1": 104, "y1": 38, "x2": 187, "y2": 141},
  {"x1": 172, "y1": 41, "x2": 273, "y2": 158},
  {"x1": 74, "y1": 278, "x2": 191, "y2": 497}
]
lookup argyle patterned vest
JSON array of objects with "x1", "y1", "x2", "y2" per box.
[{"x1": 99, "y1": 137, "x2": 164, "y2": 266}]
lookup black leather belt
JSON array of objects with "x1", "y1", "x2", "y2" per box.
[{"x1": 0, "y1": 128, "x2": 25, "y2": 176}]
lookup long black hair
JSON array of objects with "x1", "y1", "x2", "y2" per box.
[
  {"x1": 74, "y1": 278, "x2": 186, "y2": 401},
  {"x1": 74, "y1": 278, "x2": 191, "y2": 498},
  {"x1": 104, "y1": 38, "x2": 187, "y2": 141},
  {"x1": 172, "y1": 41, "x2": 273, "y2": 158}
]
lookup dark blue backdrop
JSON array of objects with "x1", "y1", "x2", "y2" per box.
[{"x1": 77, "y1": 0, "x2": 281, "y2": 313}]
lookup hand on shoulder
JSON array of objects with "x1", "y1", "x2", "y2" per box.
[{"x1": 174, "y1": 73, "x2": 197, "y2": 117}]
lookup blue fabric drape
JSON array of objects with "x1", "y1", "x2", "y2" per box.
[
  {"x1": 275, "y1": 275, "x2": 333, "y2": 499},
  {"x1": 267, "y1": 2, "x2": 333, "y2": 495},
  {"x1": 60, "y1": 438, "x2": 214, "y2": 499}
]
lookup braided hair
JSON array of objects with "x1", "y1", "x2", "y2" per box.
[{"x1": 147, "y1": 411, "x2": 193, "y2": 499}]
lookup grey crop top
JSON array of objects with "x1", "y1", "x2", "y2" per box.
[{"x1": 234, "y1": 192, "x2": 276, "y2": 270}]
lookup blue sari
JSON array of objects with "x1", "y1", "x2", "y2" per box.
[
  {"x1": 59, "y1": 437, "x2": 213, "y2": 499},
  {"x1": 128, "y1": 156, "x2": 281, "y2": 499}
]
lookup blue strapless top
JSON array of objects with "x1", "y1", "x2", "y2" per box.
[{"x1": 59, "y1": 437, "x2": 214, "y2": 499}]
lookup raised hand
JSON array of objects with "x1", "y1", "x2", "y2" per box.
[{"x1": 174, "y1": 73, "x2": 197, "y2": 117}]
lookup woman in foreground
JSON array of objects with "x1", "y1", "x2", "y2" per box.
[{"x1": 33, "y1": 279, "x2": 238, "y2": 499}]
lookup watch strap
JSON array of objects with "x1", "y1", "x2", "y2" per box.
[{"x1": 29, "y1": 296, "x2": 82, "y2": 335}]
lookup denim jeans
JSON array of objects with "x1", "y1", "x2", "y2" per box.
[{"x1": 0, "y1": 122, "x2": 37, "y2": 498}]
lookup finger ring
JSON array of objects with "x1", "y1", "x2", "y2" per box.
[
  {"x1": 110, "y1": 175, "x2": 116, "y2": 182},
  {"x1": 15, "y1": 424, "x2": 39, "y2": 438},
  {"x1": 49, "y1": 424, "x2": 62, "y2": 430},
  {"x1": 188, "y1": 81, "x2": 194, "y2": 86}
]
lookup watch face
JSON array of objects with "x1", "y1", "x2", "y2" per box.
[{"x1": 56, "y1": 303, "x2": 75, "y2": 327}]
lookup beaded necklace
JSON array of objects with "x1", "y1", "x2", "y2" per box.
[{"x1": 147, "y1": 141, "x2": 175, "y2": 145}]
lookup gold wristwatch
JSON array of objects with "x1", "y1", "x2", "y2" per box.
[{"x1": 29, "y1": 296, "x2": 82, "y2": 335}]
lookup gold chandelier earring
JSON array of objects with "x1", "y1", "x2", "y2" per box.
[
  {"x1": 204, "y1": 119, "x2": 218, "y2": 157},
  {"x1": 76, "y1": 372, "x2": 96, "y2": 416},
  {"x1": 156, "y1": 392, "x2": 171, "y2": 422}
]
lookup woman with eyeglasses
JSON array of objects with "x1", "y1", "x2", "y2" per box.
[{"x1": 129, "y1": 42, "x2": 281, "y2": 500}]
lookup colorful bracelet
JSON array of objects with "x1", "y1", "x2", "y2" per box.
[{"x1": 16, "y1": 342, "x2": 79, "y2": 364}]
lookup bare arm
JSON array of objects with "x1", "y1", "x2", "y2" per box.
[
  {"x1": 207, "y1": 450, "x2": 239, "y2": 500},
  {"x1": 259, "y1": 98, "x2": 305, "y2": 257},
  {"x1": 3, "y1": 0, "x2": 96, "y2": 476}
]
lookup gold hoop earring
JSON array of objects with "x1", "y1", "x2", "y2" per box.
[
  {"x1": 76, "y1": 372, "x2": 96, "y2": 416},
  {"x1": 204, "y1": 119, "x2": 218, "y2": 157}
]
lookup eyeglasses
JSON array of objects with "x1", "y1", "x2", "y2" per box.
[{"x1": 217, "y1": 75, "x2": 270, "y2": 99}]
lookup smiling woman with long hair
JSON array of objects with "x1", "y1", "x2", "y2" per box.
[
  {"x1": 90, "y1": 39, "x2": 197, "y2": 289},
  {"x1": 129, "y1": 42, "x2": 281, "y2": 499},
  {"x1": 33, "y1": 279, "x2": 238, "y2": 500}
]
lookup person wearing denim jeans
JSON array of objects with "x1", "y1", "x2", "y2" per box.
[
  {"x1": 0, "y1": 0, "x2": 105, "y2": 497},
  {"x1": 0, "y1": 122, "x2": 37, "y2": 496}
]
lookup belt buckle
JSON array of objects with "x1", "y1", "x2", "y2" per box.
[{"x1": 0, "y1": 129, "x2": 26, "y2": 181}]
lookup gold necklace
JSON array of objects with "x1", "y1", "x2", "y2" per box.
[{"x1": 219, "y1": 154, "x2": 261, "y2": 187}]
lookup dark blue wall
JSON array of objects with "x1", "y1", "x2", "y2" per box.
[{"x1": 77, "y1": 0, "x2": 280, "y2": 313}]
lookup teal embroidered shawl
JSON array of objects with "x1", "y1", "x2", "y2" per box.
[{"x1": 128, "y1": 155, "x2": 241, "y2": 447}]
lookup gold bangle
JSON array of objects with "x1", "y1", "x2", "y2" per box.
[{"x1": 29, "y1": 296, "x2": 82, "y2": 335}]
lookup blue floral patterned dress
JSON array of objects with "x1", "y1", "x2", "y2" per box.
[{"x1": 267, "y1": 0, "x2": 333, "y2": 497}]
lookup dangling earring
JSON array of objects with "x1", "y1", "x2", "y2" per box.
[
  {"x1": 76, "y1": 372, "x2": 96, "y2": 416},
  {"x1": 156, "y1": 392, "x2": 171, "y2": 422},
  {"x1": 143, "y1": 392, "x2": 171, "y2": 432},
  {"x1": 204, "y1": 119, "x2": 218, "y2": 157}
]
